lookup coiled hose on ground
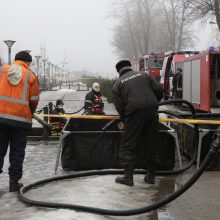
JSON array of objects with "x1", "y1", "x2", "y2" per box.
[{"x1": 18, "y1": 99, "x2": 219, "y2": 216}]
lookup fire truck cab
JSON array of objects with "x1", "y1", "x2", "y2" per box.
[
  {"x1": 132, "y1": 54, "x2": 164, "y2": 82},
  {"x1": 143, "y1": 54, "x2": 164, "y2": 81}
]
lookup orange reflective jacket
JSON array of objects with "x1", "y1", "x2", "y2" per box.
[{"x1": 0, "y1": 61, "x2": 40, "y2": 128}]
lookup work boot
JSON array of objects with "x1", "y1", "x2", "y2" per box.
[
  {"x1": 9, "y1": 180, "x2": 23, "y2": 192},
  {"x1": 144, "y1": 173, "x2": 155, "y2": 184},
  {"x1": 115, "y1": 168, "x2": 134, "y2": 186}
]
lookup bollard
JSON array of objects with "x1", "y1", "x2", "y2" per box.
[
  {"x1": 43, "y1": 106, "x2": 48, "y2": 123},
  {"x1": 42, "y1": 125, "x2": 50, "y2": 138},
  {"x1": 42, "y1": 106, "x2": 50, "y2": 138},
  {"x1": 48, "y1": 102, "x2": 53, "y2": 113},
  {"x1": 42, "y1": 102, "x2": 53, "y2": 138}
]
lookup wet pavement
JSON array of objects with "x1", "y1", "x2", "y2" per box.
[{"x1": 0, "y1": 87, "x2": 220, "y2": 220}]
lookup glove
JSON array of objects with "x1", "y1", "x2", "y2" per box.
[{"x1": 117, "y1": 121, "x2": 124, "y2": 130}]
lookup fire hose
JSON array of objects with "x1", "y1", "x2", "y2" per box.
[
  {"x1": 18, "y1": 99, "x2": 219, "y2": 216},
  {"x1": 33, "y1": 115, "x2": 52, "y2": 130},
  {"x1": 33, "y1": 105, "x2": 87, "y2": 132}
]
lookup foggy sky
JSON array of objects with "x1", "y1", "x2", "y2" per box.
[
  {"x1": 0, "y1": 0, "x2": 118, "y2": 77},
  {"x1": 0, "y1": 0, "x2": 217, "y2": 78}
]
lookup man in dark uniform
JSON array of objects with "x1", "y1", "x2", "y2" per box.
[
  {"x1": 113, "y1": 60, "x2": 163, "y2": 186},
  {"x1": 172, "y1": 68, "x2": 183, "y2": 99},
  {"x1": 84, "y1": 82, "x2": 105, "y2": 115},
  {"x1": 175, "y1": 68, "x2": 183, "y2": 99}
]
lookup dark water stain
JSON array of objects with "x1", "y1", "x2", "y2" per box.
[
  {"x1": 147, "y1": 176, "x2": 177, "y2": 220},
  {"x1": 153, "y1": 176, "x2": 176, "y2": 200}
]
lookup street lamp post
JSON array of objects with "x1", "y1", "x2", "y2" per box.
[
  {"x1": 54, "y1": 65, "x2": 58, "y2": 85},
  {"x1": 57, "y1": 66, "x2": 61, "y2": 83},
  {"x1": 42, "y1": 59, "x2": 47, "y2": 90},
  {"x1": 35, "y1": 55, "x2": 41, "y2": 76},
  {"x1": 4, "y1": 40, "x2": 16, "y2": 65},
  {"x1": 47, "y1": 62, "x2": 51, "y2": 89},
  {"x1": 47, "y1": 62, "x2": 51, "y2": 75},
  {"x1": 51, "y1": 64, "x2": 54, "y2": 88}
]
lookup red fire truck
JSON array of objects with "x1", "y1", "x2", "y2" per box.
[
  {"x1": 182, "y1": 50, "x2": 220, "y2": 112},
  {"x1": 162, "y1": 50, "x2": 220, "y2": 112},
  {"x1": 161, "y1": 51, "x2": 199, "y2": 99},
  {"x1": 132, "y1": 54, "x2": 165, "y2": 81}
]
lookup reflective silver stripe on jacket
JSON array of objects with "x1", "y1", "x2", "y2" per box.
[
  {"x1": 30, "y1": 96, "x2": 39, "y2": 101},
  {"x1": 0, "y1": 70, "x2": 32, "y2": 105},
  {"x1": 0, "y1": 113, "x2": 32, "y2": 124},
  {"x1": 85, "y1": 100, "x2": 92, "y2": 103}
]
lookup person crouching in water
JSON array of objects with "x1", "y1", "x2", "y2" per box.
[
  {"x1": 84, "y1": 82, "x2": 105, "y2": 115},
  {"x1": 50, "y1": 99, "x2": 66, "y2": 131}
]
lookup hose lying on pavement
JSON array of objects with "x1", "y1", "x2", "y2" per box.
[
  {"x1": 18, "y1": 136, "x2": 219, "y2": 216},
  {"x1": 18, "y1": 99, "x2": 212, "y2": 216}
]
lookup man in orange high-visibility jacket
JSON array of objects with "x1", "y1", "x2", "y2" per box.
[{"x1": 0, "y1": 51, "x2": 40, "y2": 192}]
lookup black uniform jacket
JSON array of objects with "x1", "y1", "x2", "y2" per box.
[
  {"x1": 84, "y1": 89, "x2": 104, "y2": 114},
  {"x1": 113, "y1": 69, "x2": 163, "y2": 121},
  {"x1": 50, "y1": 108, "x2": 65, "y2": 123}
]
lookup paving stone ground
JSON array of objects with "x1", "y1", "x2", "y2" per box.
[{"x1": 0, "y1": 89, "x2": 219, "y2": 220}]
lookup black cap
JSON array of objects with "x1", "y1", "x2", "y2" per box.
[
  {"x1": 15, "y1": 51, "x2": 32, "y2": 62},
  {"x1": 56, "y1": 99, "x2": 63, "y2": 106},
  {"x1": 115, "y1": 60, "x2": 131, "y2": 73}
]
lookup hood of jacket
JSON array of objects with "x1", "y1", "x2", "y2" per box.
[{"x1": 7, "y1": 64, "x2": 22, "y2": 85}]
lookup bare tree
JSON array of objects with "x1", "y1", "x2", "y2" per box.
[
  {"x1": 110, "y1": 0, "x2": 159, "y2": 58},
  {"x1": 110, "y1": 0, "x2": 195, "y2": 59},
  {"x1": 110, "y1": 0, "x2": 139, "y2": 58},
  {"x1": 161, "y1": 0, "x2": 193, "y2": 50},
  {"x1": 177, "y1": 0, "x2": 193, "y2": 50},
  {"x1": 111, "y1": 25, "x2": 135, "y2": 58},
  {"x1": 189, "y1": 0, "x2": 220, "y2": 32},
  {"x1": 162, "y1": 0, "x2": 177, "y2": 50},
  {"x1": 136, "y1": 0, "x2": 156, "y2": 54}
]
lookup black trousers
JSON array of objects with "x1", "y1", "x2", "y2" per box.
[
  {"x1": 0, "y1": 124, "x2": 28, "y2": 180},
  {"x1": 176, "y1": 91, "x2": 182, "y2": 99},
  {"x1": 119, "y1": 108, "x2": 159, "y2": 174}
]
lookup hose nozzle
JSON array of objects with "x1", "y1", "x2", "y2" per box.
[{"x1": 33, "y1": 115, "x2": 52, "y2": 130}]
